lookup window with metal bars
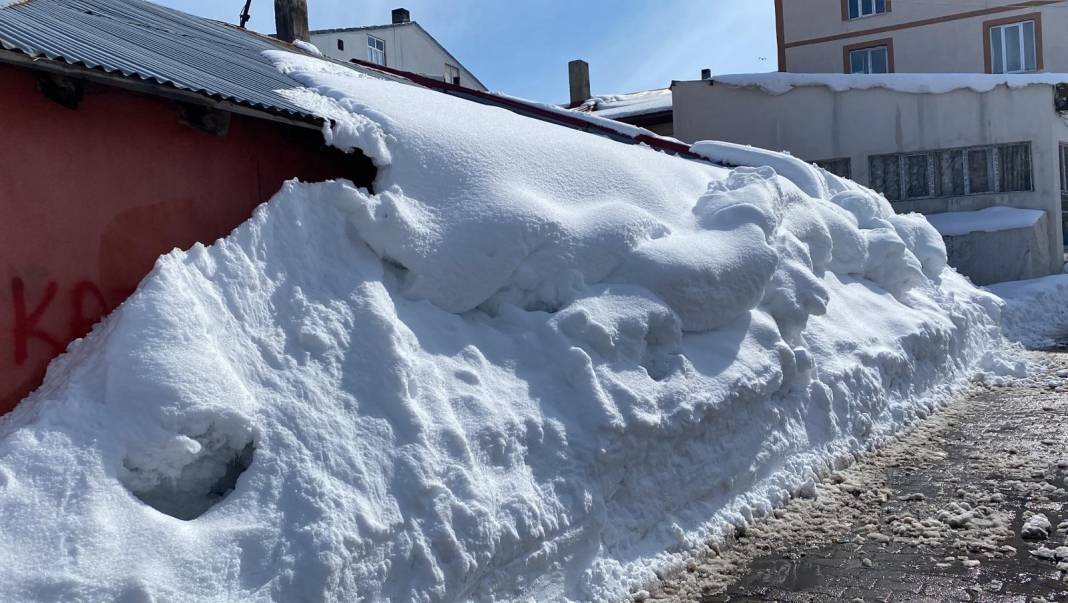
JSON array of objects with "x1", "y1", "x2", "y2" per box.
[
  {"x1": 1060, "y1": 144, "x2": 1068, "y2": 196},
  {"x1": 812, "y1": 157, "x2": 852, "y2": 179},
  {"x1": 1060, "y1": 144, "x2": 1068, "y2": 246},
  {"x1": 869, "y1": 143, "x2": 1032, "y2": 202}
]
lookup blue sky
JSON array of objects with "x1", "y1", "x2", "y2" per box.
[{"x1": 156, "y1": 1, "x2": 777, "y2": 103}]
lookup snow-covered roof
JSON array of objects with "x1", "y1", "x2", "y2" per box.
[
  {"x1": 711, "y1": 72, "x2": 1068, "y2": 96},
  {"x1": 0, "y1": 44, "x2": 1017, "y2": 603},
  {"x1": 925, "y1": 206, "x2": 1045, "y2": 237},
  {"x1": 574, "y1": 88, "x2": 672, "y2": 119}
]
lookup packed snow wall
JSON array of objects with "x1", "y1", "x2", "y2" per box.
[{"x1": 0, "y1": 53, "x2": 1013, "y2": 602}]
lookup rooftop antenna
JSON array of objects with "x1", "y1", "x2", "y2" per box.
[{"x1": 239, "y1": 0, "x2": 252, "y2": 28}]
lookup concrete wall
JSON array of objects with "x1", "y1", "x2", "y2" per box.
[
  {"x1": 672, "y1": 79, "x2": 1068, "y2": 282},
  {"x1": 312, "y1": 23, "x2": 485, "y2": 91},
  {"x1": 0, "y1": 63, "x2": 373, "y2": 414},
  {"x1": 782, "y1": 1, "x2": 1068, "y2": 73},
  {"x1": 943, "y1": 216, "x2": 1052, "y2": 285}
]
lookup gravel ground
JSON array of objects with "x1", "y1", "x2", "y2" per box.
[{"x1": 649, "y1": 349, "x2": 1068, "y2": 602}]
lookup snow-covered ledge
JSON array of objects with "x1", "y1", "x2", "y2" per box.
[{"x1": 926, "y1": 207, "x2": 1051, "y2": 286}]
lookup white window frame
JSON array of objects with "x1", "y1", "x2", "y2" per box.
[
  {"x1": 367, "y1": 35, "x2": 386, "y2": 66},
  {"x1": 849, "y1": 46, "x2": 889, "y2": 74},
  {"x1": 989, "y1": 20, "x2": 1037, "y2": 74},
  {"x1": 848, "y1": 0, "x2": 887, "y2": 20}
]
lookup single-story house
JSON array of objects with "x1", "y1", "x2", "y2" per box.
[
  {"x1": 0, "y1": 0, "x2": 389, "y2": 412},
  {"x1": 571, "y1": 88, "x2": 674, "y2": 137},
  {"x1": 564, "y1": 60, "x2": 676, "y2": 137},
  {"x1": 672, "y1": 73, "x2": 1068, "y2": 285}
]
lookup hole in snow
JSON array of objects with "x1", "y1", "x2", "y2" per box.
[{"x1": 121, "y1": 428, "x2": 255, "y2": 521}]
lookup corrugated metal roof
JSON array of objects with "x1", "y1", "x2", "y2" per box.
[{"x1": 0, "y1": 0, "x2": 391, "y2": 122}]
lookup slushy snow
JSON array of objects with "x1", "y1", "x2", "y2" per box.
[{"x1": 0, "y1": 51, "x2": 1012, "y2": 601}]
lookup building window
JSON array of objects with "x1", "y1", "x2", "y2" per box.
[
  {"x1": 1060, "y1": 144, "x2": 1068, "y2": 246},
  {"x1": 367, "y1": 35, "x2": 386, "y2": 66},
  {"x1": 869, "y1": 143, "x2": 1032, "y2": 202},
  {"x1": 846, "y1": 0, "x2": 888, "y2": 20},
  {"x1": 444, "y1": 64, "x2": 460, "y2": 86},
  {"x1": 813, "y1": 158, "x2": 851, "y2": 179},
  {"x1": 985, "y1": 14, "x2": 1042, "y2": 74},
  {"x1": 337, "y1": 39, "x2": 345, "y2": 51},
  {"x1": 844, "y1": 40, "x2": 893, "y2": 74},
  {"x1": 990, "y1": 20, "x2": 1037, "y2": 73},
  {"x1": 997, "y1": 143, "x2": 1032, "y2": 193},
  {"x1": 1060, "y1": 144, "x2": 1068, "y2": 196}
]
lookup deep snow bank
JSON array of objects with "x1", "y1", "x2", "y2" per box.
[
  {"x1": 0, "y1": 52, "x2": 1009, "y2": 602},
  {"x1": 988, "y1": 273, "x2": 1068, "y2": 348}
]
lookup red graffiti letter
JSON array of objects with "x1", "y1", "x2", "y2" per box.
[
  {"x1": 11, "y1": 278, "x2": 61, "y2": 365},
  {"x1": 70, "y1": 281, "x2": 109, "y2": 340}
]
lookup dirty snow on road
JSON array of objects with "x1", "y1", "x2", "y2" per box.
[
  {"x1": 658, "y1": 349, "x2": 1068, "y2": 601},
  {"x1": 0, "y1": 51, "x2": 1017, "y2": 601}
]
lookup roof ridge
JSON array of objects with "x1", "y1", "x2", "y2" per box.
[{"x1": 308, "y1": 21, "x2": 414, "y2": 35}]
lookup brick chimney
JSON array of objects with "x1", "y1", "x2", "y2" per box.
[
  {"x1": 275, "y1": 0, "x2": 309, "y2": 43},
  {"x1": 392, "y1": 8, "x2": 411, "y2": 24},
  {"x1": 568, "y1": 59, "x2": 590, "y2": 106}
]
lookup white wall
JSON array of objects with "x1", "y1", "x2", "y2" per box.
[
  {"x1": 782, "y1": 1, "x2": 1068, "y2": 74},
  {"x1": 672, "y1": 79, "x2": 1068, "y2": 280},
  {"x1": 311, "y1": 24, "x2": 485, "y2": 91}
]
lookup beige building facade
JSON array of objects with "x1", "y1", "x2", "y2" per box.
[
  {"x1": 672, "y1": 77, "x2": 1068, "y2": 283},
  {"x1": 777, "y1": 0, "x2": 1068, "y2": 75}
]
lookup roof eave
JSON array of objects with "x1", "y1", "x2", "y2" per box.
[{"x1": 0, "y1": 47, "x2": 325, "y2": 130}]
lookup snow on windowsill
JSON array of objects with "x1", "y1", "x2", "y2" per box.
[{"x1": 924, "y1": 206, "x2": 1045, "y2": 237}]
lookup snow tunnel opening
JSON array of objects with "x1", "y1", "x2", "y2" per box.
[
  {"x1": 316, "y1": 128, "x2": 379, "y2": 193},
  {"x1": 121, "y1": 427, "x2": 256, "y2": 521}
]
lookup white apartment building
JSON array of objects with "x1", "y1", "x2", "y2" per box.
[
  {"x1": 776, "y1": 0, "x2": 1068, "y2": 75},
  {"x1": 310, "y1": 8, "x2": 486, "y2": 91}
]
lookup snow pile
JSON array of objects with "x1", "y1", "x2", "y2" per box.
[
  {"x1": 574, "y1": 88, "x2": 672, "y2": 120},
  {"x1": 988, "y1": 273, "x2": 1068, "y2": 348},
  {"x1": 1021, "y1": 513, "x2": 1053, "y2": 539},
  {"x1": 0, "y1": 51, "x2": 1010, "y2": 602},
  {"x1": 925, "y1": 207, "x2": 1044, "y2": 237},
  {"x1": 292, "y1": 39, "x2": 323, "y2": 57},
  {"x1": 713, "y1": 72, "x2": 1068, "y2": 96}
]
